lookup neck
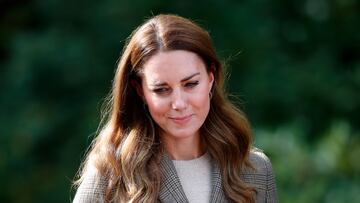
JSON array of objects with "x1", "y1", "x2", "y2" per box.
[{"x1": 161, "y1": 133, "x2": 205, "y2": 160}]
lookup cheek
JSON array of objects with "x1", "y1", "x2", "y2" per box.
[
  {"x1": 145, "y1": 95, "x2": 169, "y2": 116},
  {"x1": 191, "y1": 87, "x2": 211, "y2": 110}
]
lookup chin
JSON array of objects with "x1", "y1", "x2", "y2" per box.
[{"x1": 166, "y1": 128, "x2": 199, "y2": 139}]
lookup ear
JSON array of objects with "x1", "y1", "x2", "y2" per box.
[
  {"x1": 208, "y1": 71, "x2": 214, "y2": 92},
  {"x1": 131, "y1": 79, "x2": 145, "y2": 101},
  {"x1": 208, "y1": 63, "x2": 216, "y2": 90}
]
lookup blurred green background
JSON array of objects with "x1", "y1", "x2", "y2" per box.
[{"x1": 1, "y1": 0, "x2": 359, "y2": 202}]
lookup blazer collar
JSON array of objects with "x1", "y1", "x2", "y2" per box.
[{"x1": 158, "y1": 153, "x2": 228, "y2": 203}]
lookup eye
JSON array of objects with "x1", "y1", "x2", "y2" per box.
[
  {"x1": 153, "y1": 87, "x2": 170, "y2": 94},
  {"x1": 185, "y1": 81, "x2": 199, "y2": 88}
]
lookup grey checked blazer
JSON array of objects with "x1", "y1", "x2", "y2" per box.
[{"x1": 73, "y1": 149, "x2": 278, "y2": 203}]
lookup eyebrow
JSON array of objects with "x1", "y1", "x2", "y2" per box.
[{"x1": 151, "y1": 72, "x2": 200, "y2": 87}]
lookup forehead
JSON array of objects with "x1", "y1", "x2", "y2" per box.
[{"x1": 141, "y1": 50, "x2": 207, "y2": 83}]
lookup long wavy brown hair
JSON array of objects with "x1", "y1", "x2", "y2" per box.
[{"x1": 75, "y1": 14, "x2": 255, "y2": 202}]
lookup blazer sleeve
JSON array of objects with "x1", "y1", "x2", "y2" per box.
[
  {"x1": 247, "y1": 149, "x2": 279, "y2": 203},
  {"x1": 73, "y1": 169, "x2": 108, "y2": 203},
  {"x1": 264, "y1": 154, "x2": 278, "y2": 203}
]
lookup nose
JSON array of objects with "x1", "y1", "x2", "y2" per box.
[{"x1": 171, "y1": 89, "x2": 187, "y2": 111}]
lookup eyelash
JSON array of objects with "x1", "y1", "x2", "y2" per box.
[
  {"x1": 185, "y1": 81, "x2": 199, "y2": 88},
  {"x1": 153, "y1": 88, "x2": 169, "y2": 94},
  {"x1": 153, "y1": 81, "x2": 199, "y2": 94}
]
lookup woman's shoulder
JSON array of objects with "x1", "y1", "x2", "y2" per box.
[
  {"x1": 239, "y1": 147, "x2": 278, "y2": 202},
  {"x1": 245, "y1": 148, "x2": 278, "y2": 202},
  {"x1": 72, "y1": 165, "x2": 108, "y2": 203},
  {"x1": 247, "y1": 147, "x2": 273, "y2": 174},
  {"x1": 241, "y1": 147, "x2": 276, "y2": 184}
]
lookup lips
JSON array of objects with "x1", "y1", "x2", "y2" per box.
[{"x1": 168, "y1": 114, "x2": 193, "y2": 125}]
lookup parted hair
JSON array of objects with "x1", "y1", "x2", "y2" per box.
[{"x1": 75, "y1": 14, "x2": 255, "y2": 202}]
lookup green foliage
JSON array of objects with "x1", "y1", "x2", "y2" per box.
[
  {"x1": 1, "y1": 0, "x2": 359, "y2": 202},
  {"x1": 255, "y1": 120, "x2": 360, "y2": 202}
]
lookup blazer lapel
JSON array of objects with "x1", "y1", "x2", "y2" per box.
[
  {"x1": 210, "y1": 160, "x2": 229, "y2": 203},
  {"x1": 158, "y1": 153, "x2": 229, "y2": 203},
  {"x1": 158, "y1": 153, "x2": 189, "y2": 203}
]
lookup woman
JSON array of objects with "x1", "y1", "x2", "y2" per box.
[{"x1": 73, "y1": 14, "x2": 278, "y2": 203}]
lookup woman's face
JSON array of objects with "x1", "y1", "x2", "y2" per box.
[{"x1": 138, "y1": 50, "x2": 214, "y2": 142}]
